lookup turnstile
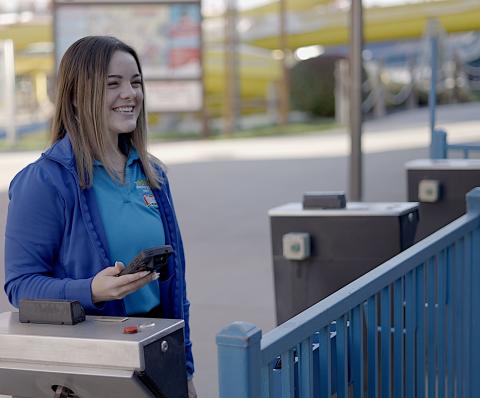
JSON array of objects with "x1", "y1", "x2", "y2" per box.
[
  {"x1": 0, "y1": 312, "x2": 187, "y2": 398},
  {"x1": 406, "y1": 159, "x2": 480, "y2": 241},
  {"x1": 270, "y1": 201, "x2": 418, "y2": 324}
]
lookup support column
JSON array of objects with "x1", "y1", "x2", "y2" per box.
[
  {"x1": 349, "y1": 0, "x2": 364, "y2": 201},
  {"x1": 278, "y1": 0, "x2": 290, "y2": 127},
  {"x1": 1, "y1": 40, "x2": 16, "y2": 145},
  {"x1": 223, "y1": 0, "x2": 240, "y2": 135}
]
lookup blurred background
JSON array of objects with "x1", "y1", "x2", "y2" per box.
[
  {"x1": 1, "y1": 0, "x2": 480, "y2": 148},
  {"x1": 1, "y1": 1, "x2": 480, "y2": 397}
]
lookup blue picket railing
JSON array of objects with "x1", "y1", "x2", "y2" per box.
[
  {"x1": 431, "y1": 127, "x2": 480, "y2": 159},
  {"x1": 217, "y1": 188, "x2": 480, "y2": 397}
]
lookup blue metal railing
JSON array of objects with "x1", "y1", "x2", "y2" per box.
[
  {"x1": 431, "y1": 127, "x2": 480, "y2": 159},
  {"x1": 217, "y1": 188, "x2": 480, "y2": 397}
]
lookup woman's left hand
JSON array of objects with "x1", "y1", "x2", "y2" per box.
[
  {"x1": 91, "y1": 261, "x2": 157, "y2": 304},
  {"x1": 188, "y1": 378, "x2": 197, "y2": 398}
]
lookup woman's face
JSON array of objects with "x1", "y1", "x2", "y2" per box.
[{"x1": 105, "y1": 50, "x2": 144, "y2": 138}]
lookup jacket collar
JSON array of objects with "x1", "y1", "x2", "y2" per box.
[
  {"x1": 42, "y1": 134, "x2": 76, "y2": 171},
  {"x1": 43, "y1": 134, "x2": 140, "y2": 171}
]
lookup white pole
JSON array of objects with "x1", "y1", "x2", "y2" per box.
[
  {"x1": 349, "y1": 0, "x2": 363, "y2": 201},
  {"x1": 1, "y1": 40, "x2": 16, "y2": 145},
  {"x1": 223, "y1": 0, "x2": 240, "y2": 135},
  {"x1": 278, "y1": 0, "x2": 290, "y2": 127}
]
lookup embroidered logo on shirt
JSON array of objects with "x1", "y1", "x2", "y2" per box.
[
  {"x1": 143, "y1": 194, "x2": 158, "y2": 208},
  {"x1": 135, "y1": 179, "x2": 158, "y2": 208},
  {"x1": 135, "y1": 179, "x2": 150, "y2": 191}
]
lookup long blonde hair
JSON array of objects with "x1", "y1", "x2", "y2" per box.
[{"x1": 51, "y1": 36, "x2": 162, "y2": 189}]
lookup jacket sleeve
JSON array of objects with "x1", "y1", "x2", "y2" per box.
[
  {"x1": 161, "y1": 171, "x2": 195, "y2": 378},
  {"x1": 4, "y1": 162, "x2": 95, "y2": 310}
]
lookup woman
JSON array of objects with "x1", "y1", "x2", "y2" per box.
[{"x1": 4, "y1": 36, "x2": 196, "y2": 396}]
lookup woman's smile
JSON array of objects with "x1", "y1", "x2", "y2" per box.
[{"x1": 112, "y1": 106, "x2": 135, "y2": 113}]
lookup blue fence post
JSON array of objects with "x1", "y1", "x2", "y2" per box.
[
  {"x1": 217, "y1": 321, "x2": 262, "y2": 398},
  {"x1": 428, "y1": 23, "x2": 448, "y2": 160},
  {"x1": 466, "y1": 188, "x2": 480, "y2": 214},
  {"x1": 430, "y1": 128, "x2": 447, "y2": 159},
  {"x1": 466, "y1": 188, "x2": 480, "y2": 394}
]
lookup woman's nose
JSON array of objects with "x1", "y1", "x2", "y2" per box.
[{"x1": 120, "y1": 83, "x2": 136, "y2": 99}]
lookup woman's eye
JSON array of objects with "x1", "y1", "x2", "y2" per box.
[
  {"x1": 107, "y1": 81, "x2": 119, "y2": 87},
  {"x1": 132, "y1": 81, "x2": 142, "y2": 87}
]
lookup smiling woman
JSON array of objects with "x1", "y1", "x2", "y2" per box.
[
  {"x1": 3, "y1": 36, "x2": 197, "y2": 397},
  {"x1": 105, "y1": 50, "x2": 145, "y2": 177}
]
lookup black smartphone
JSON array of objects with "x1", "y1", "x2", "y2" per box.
[{"x1": 117, "y1": 245, "x2": 174, "y2": 276}]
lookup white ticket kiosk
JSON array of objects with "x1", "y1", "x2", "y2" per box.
[{"x1": 0, "y1": 312, "x2": 187, "y2": 397}]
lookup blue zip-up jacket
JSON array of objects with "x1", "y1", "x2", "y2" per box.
[{"x1": 4, "y1": 134, "x2": 194, "y2": 376}]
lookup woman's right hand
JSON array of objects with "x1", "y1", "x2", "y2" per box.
[{"x1": 91, "y1": 261, "x2": 159, "y2": 304}]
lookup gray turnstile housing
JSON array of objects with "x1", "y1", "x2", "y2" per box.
[
  {"x1": 0, "y1": 312, "x2": 187, "y2": 398},
  {"x1": 269, "y1": 202, "x2": 419, "y2": 325},
  {"x1": 406, "y1": 159, "x2": 480, "y2": 242}
]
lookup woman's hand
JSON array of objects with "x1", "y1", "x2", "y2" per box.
[{"x1": 91, "y1": 261, "x2": 158, "y2": 304}]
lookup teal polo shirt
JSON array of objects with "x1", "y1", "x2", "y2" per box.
[{"x1": 92, "y1": 149, "x2": 165, "y2": 314}]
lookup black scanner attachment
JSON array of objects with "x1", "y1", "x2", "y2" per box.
[
  {"x1": 117, "y1": 245, "x2": 174, "y2": 276},
  {"x1": 19, "y1": 299, "x2": 85, "y2": 325}
]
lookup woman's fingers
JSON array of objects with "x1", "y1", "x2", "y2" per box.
[
  {"x1": 114, "y1": 261, "x2": 125, "y2": 274},
  {"x1": 116, "y1": 270, "x2": 151, "y2": 286},
  {"x1": 113, "y1": 271, "x2": 158, "y2": 297},
  {"x1": 97, "y1": 263, "x2": 124, "y2": 277},
  {"x1": 92, "y1": 265, "x2": 157, "y2": 303}
]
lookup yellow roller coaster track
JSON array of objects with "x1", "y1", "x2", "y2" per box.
[{"x1": 245, "y1": 0, "x2": 480, "y2": 49}]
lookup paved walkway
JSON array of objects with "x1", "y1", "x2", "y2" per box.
[
  {"x1": 1, "y1": 103, "x2": 480, "y2": 191},
  {"x1": 0, "y1": 102, "x2": 478, "y2": 397}
]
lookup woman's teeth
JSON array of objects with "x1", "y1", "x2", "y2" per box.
[{"x1": 113, "y1": 106, "x2": 134, "y2": 113}]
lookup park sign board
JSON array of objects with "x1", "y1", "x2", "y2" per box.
[{"x1": 53, "y1": 0, "x2": 203, "y2": 112}]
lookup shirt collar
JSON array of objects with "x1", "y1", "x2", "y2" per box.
[{"x1": 126, "y1": 147, "x2": 140, "y2": 167}]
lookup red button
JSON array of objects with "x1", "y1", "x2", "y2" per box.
[{"x1": 123, "y1": 326, "x2": 138, "y2": 334}]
